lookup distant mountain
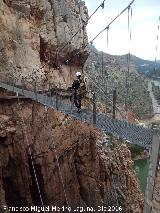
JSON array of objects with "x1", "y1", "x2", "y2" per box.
[
  {"x1": 122, "y1": 55, "x2": 160, "y2": 79},
  {"x1": 86, "y1": 45, "x2": 160, "y2": 79}
]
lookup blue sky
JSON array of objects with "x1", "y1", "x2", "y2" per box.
[{"x1": 84, "y1": 0, "x2": 160, "y2": 61}]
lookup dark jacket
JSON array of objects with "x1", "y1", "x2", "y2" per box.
[
  {"x1": 72, "y1": 78, "x2": 86, "y2": 98},
  {"x1": 72, "y1": 79, "x2": 81, "y2": 92}
]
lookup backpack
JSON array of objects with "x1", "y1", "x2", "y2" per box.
[{"x1": 77, "y1": 79, "x2": 86, "y2": 98}]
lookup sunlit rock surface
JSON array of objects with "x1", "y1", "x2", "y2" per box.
[
  {"x1": 0, "y1": 99, "x2": 144, "y2": 212},
  {"x1": 0, "y1": 0, "x2": 89, "y2": 90}
]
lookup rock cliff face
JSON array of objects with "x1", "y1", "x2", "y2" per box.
[
  {"x1": 0, "y1": 98, "x2": 144, "y2": 212},
  {"x1": 0, "y1": 1, "x2": 144, "y2": 212},
  {"x1": 0, "y1": 0, "x2": 89, "y2": 90}
]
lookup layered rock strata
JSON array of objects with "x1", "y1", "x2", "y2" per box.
[
  {"x1": 0, "y1": 97, "x2": 144, "y2": 212},
  {"x1": 0, "y1": 0, "x2": 89, "y2": 90}
]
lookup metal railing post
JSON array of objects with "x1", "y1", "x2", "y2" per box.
[
  {"x1": 13, "y1": 78, "x2": 15, "y2": 93},
  {"x1": 105, "y1": 86, "x2": 108, "y2": 114},
  {"x1": 34, "y1": 80, "x2": 37, "y2": 101},
  {"x1": 92, "y1": 92, "x2": 96, "y2": 125},
  {"x1": 55, "y1": 86, "x2": 58, "y2": 110},
  {"x1": 113, "y1": 89, "x2": 117, "y2": 119},
  {"x1": 22, "y1": 77, "x2": 24, "y2": 95},
  {"x1": 49, "y1": 82, "x2": 52, "y2": 106}
]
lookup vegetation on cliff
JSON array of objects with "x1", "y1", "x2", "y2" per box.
[
  {"x1": 0, "y1": 98, "x2": 144, "y2": 212},
  {"x1": 84, "y1": 46, "x2": 153, "y2": 119},
  {"x1": 0, "y1": 0, "x2": 148, "y2": 211}
]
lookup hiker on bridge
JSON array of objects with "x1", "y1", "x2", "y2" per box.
[{"x1": 72, "y1": 71, "x2": 86, "y2": 113}]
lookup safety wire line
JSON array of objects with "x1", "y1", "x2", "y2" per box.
[
  {"x1": 65, "y1": 0, "x2": 135, "y2": 64},
  {"x1": 48, "y1": 130, "x2": 70, "y2": 211},
  {"x1": 125, "y1": 6, "x2": 132, "y2": 118},
  {"x1": 47, "y1": 87, "x2": 70, "y2": 211},
  {"x1": 0, "y1": 80, "x2": 153, "y2": 148},
  {"x1": 17, "y1": 100, "x2": 46, "y2": 211},
  {"x1": 90, "y1": 0, "x2": 134, "y2": 45},
  {"x1": 106, "y1": 26, "x2": 109, "y2": 49},
  {"x1": 87, "y1": 72, "x2": 122, "y2": 112},
  {"x1": 59, "y1": 0, "x2": 106, "y2": 53},
  {"x1": 86, "y1": 72, "x2": 126, "y2": 118},
  {"x1": 154, "y1": 16, "x2": 160, "y2": 73},
  {"x1": 20, "y1": 85, "x2": 69, "y2": 211},
  {"x1": 87, "y1": 75, "x2": 110, "y2": 103},
  {"x1": 10, "y1": 86, "x2": 69, "y2": 210},
  {"x1": 105, "y1": 23, "x2": 109, "y2": 114}
]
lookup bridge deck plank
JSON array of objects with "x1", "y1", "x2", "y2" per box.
[{"x1": 0, "y1": 82, "x2": 153, "y2": 147}]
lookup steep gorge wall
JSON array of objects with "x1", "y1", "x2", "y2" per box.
[
  {"x1": 0, "y1": 1, "x2": 145, "y2": 212},
  {"x1": 0, "y1": 0, "x2": 89, "y2": 90},
  {"x1": 0, "y1": 98, "x2": 144, "y2": 212}
]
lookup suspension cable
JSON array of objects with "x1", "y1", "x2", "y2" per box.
[
  {"x1": 17, "y1": 88, "x2": 70, "y2": 211},
  {"x1": 86, "y1": 72, "x2": 126, "y2": 118},
  {"x1": 14, "y1": 81, "x2": 46, "y2": 210},
  {"x1": 21, "y1": 109, "x2": 46, "y2": 211},
  {"x1": 89, "y1": 0, "x2": 135, "y2": 45},
  {"x1": 65, "y1": 0, "x2": 135, "y2": 64},
  {"x1": 59, "y1": 0, "x2": 106, "y2": 53},
  {"x1": 125, "y1": 6, "x2": 132, "y2": 119},
  {"x1": 49, "y1": 134, "x2": 70, "y2": 211},
  {"x1": 106, "y1": 26, "x2": 109, "y2": 49},
  {"x1": 47, "y1": 86, "x2": 70, "y2": 211},
  {"x1": 154, "y1": 16, "x2": 160, "y2": 73}
]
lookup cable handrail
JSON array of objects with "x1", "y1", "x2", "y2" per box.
[
  {"x1": 154, "y1": 16, "x2": 160, "y2": 73},
  {"x1": 20, "y1": 112, "x2": 46, "y2": 211},
  {"x1": 65, "y1": 0, "x2": 135, "y2": 64},
  {"x1": 46, "y1": 105, "x2": 70, "y2": 211},
  {"x1": 86, "y1": 72, "x2": 126, "y2": 118},
  {"x1": 0, "y1": 81, "x2": 153, "y2": 149},
  {"x1": 59, "y1": 0, "x2": 107, "y2": 53}
]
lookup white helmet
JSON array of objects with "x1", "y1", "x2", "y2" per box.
[{"x1": 76, "y1": 71, "x2": 81, "y2": 77}]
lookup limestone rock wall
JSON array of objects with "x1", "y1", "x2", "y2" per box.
[
  {"x1": 0, "y1": 0, "x2": 89, "y2": 90},
  {"x1": 0, "y1": 98, "x2": 144, "y2": 212}
]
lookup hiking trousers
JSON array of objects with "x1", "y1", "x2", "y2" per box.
[{"x1": 72, "y1": 90, "x2": 81, "y2": 109}]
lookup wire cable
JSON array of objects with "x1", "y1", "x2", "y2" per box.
[
  {"x1": 21, "y1": 109, "x2": 46, "y2": 211},
  {"x1": 125, "y1": 6, "x2": 132, "y2": 119},
  {"x1": 154, "y1": 16, "x2": 160, "y2": 73},
  {"x1": 86, "y1": 72, "x2": 126, "y2": 118},
  {"x1": 47, "y1": 86, "x2": 70, "y2": 211},
  {"x1": 59, "y1": 0, "x2": 107, "y2": 53},
  {"x1": 65, "y1": 0, "x2": 135, "y2": 64},
  {"x1": 106, "y1": 26, "x2": 109, "y2": 49},
  {"x1": 49, "y1": 136, "x2": 70, "y2": 211}
]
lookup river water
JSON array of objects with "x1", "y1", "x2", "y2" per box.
[{"x1": 134, "y1": 158, "x2": 149, "y2": 193}]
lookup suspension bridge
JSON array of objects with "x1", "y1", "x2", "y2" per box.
[
  {"x1": 0, "y1": 81, "x2": 153, "y2": 148},
  {"x1": 0, "y1": 0, "x2": 160, "y2": 212},
  {"x1": 0, "y1": 75, "x2": 159, "y2": 213}
]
